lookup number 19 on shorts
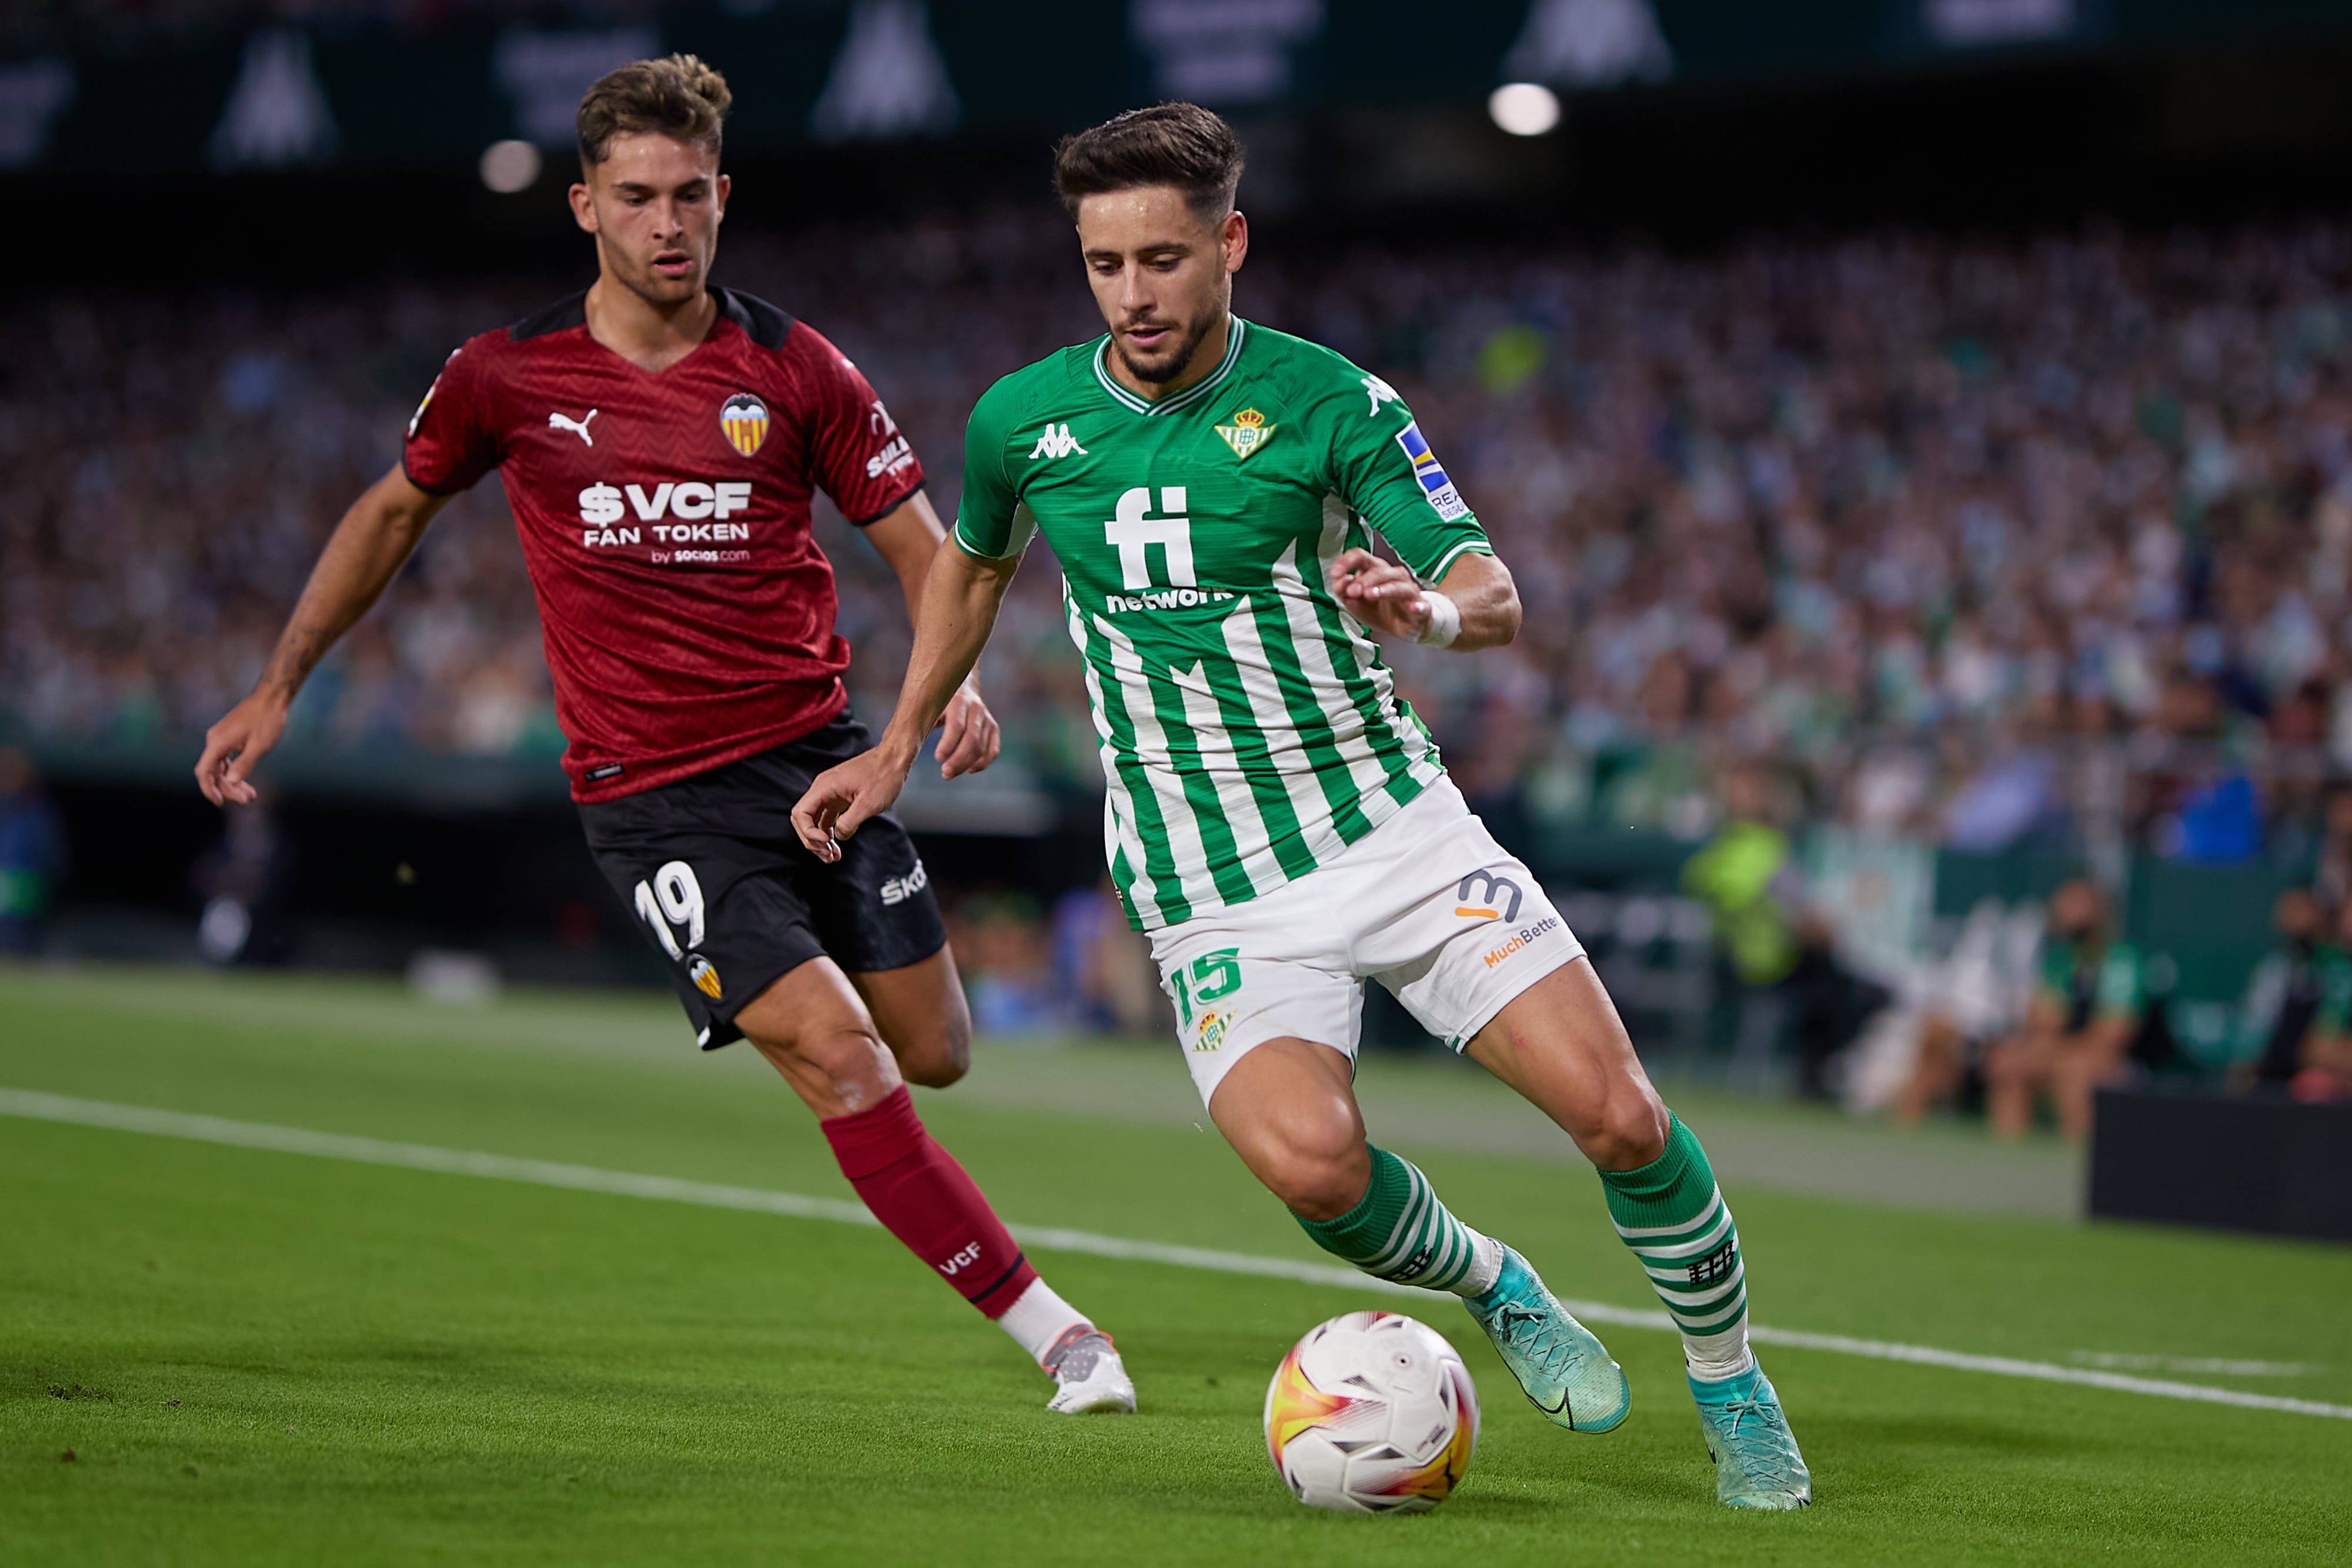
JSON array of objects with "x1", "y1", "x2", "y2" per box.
[{"x1": 633, "y1": 860, "x2": 706, "y2": 959}]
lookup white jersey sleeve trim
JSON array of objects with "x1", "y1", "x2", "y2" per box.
[
  {"x1": 1421, "y1": 537, "x2": 1495, "y2": 586},
  {"x1": 950, "y1": 502, "x2": 1037, "y2": 561}
]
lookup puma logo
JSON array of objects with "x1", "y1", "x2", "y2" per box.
[{"x1": 548, "y1": 409, "x2": 598, "y2": 446}]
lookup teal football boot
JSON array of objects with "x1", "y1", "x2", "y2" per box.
[
  {"x1": 1690, "y1": 1364, "x2": 1812, "y2": 1509},
  {"x1": 1463, "y1": 1246, "x2": 1631, "y2": 1432}
]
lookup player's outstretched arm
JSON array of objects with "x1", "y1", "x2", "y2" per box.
[
  {"x1": 793, "y1": 538, "x2": 1020, "y2": 861},
  {"x1": 195, "y1": 464, "x2": 449, "y2": 805},
  {"x1": 1328, "y1": 548, "x2": 1521, "y2": 652},
  {"x1": 860, "y1": 492, "x2": 1000, "y2": 779}
]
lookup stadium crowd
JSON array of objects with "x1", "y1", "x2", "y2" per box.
[{"x1": 11, "y1": 212, "x2": 2352, "y2": 864}]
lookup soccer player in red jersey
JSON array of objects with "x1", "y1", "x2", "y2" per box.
[{"x1": 193, "y1": 55, "x2": 1132, "y2": 1414}]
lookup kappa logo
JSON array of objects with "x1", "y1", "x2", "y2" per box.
[
  {"x1": 1456, "y1": 870, "x2": 1525, "y2": 922},
  {"x1": 1362, "y1": 373, "x2": 1402, "y2": 416},
  {"x1": 719, "y1": 393, "x2": 769, "y2": 458},
  {"x1": 549, "y1": 409, "x2": 598, "y2": 446},
  {"x1": 1028, "y1": 422, "x2": 1088, "y2": 460},
  {"x1": 879, "y1": 860, "x2": 930, "y2": 907}
]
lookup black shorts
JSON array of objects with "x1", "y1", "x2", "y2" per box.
[{"x1": 579, "y1": 714, "x2": 946, "y2": 1049}]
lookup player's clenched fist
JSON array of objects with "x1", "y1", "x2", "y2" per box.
[{"x1": 793, "y1": 745, "x2": 916, "y2": 862}]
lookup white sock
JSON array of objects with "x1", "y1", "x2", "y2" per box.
[
  {"x1": 1683, "y1": 1323, "x2": 1758, "y2": 1383},
  {"x1": 1462, "y1": 1232, "x2": 1505, "y2": 1297},
  {"x1": 994, "y1": 1278, "x2": 1091, "y2": 1366}
]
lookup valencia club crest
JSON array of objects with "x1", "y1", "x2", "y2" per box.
[{"x1": 720, "y1": 393, "x2": 770, "y2": 458}]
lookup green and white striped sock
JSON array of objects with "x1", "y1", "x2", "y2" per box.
[
  {"x1": 1599, "y1": 1114, "x2": 1755, "y2": 1382},
  {"x1": 1295, "y1": 1145, "x2": 1504, "y2": 1296}
]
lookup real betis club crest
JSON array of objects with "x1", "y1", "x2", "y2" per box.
[{"x1": 1215, "y1": 407, "x2": 1276, "y2": 460}]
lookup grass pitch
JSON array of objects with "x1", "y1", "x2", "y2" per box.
[{"x1": 3, "y1": 964, "x2": 2348, "y2": 1566}]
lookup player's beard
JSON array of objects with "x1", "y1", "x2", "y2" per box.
[
  {"x1": 609, "y1": 238, "x2": 708, "y2": 311},
  {"x1": 1113, "y1": 307, "x2": 1222, "y2": 386}
]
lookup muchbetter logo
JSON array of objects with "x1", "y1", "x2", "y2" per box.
[
  {"x1": 1029, "y1": 423, "x2": 1088, "y2": 461},
  {"x1": 1456, "y1": 870, "x2": 1525, "y2": 922},
  {"x1": 1502, "y1": 0, "x2": 1675, "y2": 90},
  {"x1": 810, "y1": 0, "x2": 960, "y2": 143},
  {"x1": 209, "y1": 31, "x2": 339, "y2": 169}
]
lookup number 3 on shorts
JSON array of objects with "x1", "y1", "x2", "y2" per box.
[
  {"x1": 1170, "y1": 947, "x2": 1242, "y2": 1027},
  {"x1": 633, "y1": 860, "x2": 706, "y2": 959}
]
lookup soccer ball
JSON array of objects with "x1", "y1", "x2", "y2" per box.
[{"x1": 1262, "y1": 1310, "x2": 1479, "y2": 1513}]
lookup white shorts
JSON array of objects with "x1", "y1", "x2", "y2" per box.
[{"x1": 1147, "y1": 778, "x2": 1586, "y2": 1107}]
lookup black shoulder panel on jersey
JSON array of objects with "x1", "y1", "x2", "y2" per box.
[
  {"x1": 509, "y1": 291, "x2": 590, "y2": 342},
  {"x1": 714, "y1": 287, "x2": 797, "y2": 350}
]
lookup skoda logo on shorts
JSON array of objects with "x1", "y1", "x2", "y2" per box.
[
  {"x1": 1454, "y1": 870, "x2": 1523, "y2": 922},
  {"x1": 687, "y1": 954, "x2": 723, "y2": 1001}
]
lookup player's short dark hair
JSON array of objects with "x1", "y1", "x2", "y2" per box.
[
  {"x1": 1052, "y1": 103, "x2": 1245, "y2": 223},
  {"x1": 577, "y1": 54, "x2": 731, "y2": 169}
]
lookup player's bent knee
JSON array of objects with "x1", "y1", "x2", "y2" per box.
[
  {"x1": 860, "y1": 957, "x2": 973, "y2": 1089},
  {"x1": 1255, "y1": 1121, "x2": 1372, "y2": 1221},
  {"x1": 1583, "y1": 1084, "x2": 1671, "y2": 1171},
  {"x1": 747, "y1": 1018, "x2": 903, "y2": 1114},
  {"x1": 1267, "y1": 1150, "x2": 1370, "y2": 1222},
  {"x1": 897, "y1": 1017, "x2": 971, "y2": 1089}
]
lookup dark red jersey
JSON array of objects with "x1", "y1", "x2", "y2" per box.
[{"x1": 401, "y1": 287, "x2": 923, "y2": 801}]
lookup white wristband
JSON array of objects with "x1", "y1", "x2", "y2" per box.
[{"x1": 1415, "y1": 590, "x2": 1462, "y2": 648}]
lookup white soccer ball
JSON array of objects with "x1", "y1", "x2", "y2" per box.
[{"x1": 1262, "y1": 1310, "x2": 1480, "y2": 1513}]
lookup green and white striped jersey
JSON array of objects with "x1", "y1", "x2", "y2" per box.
[{"x1": 954, "y1": 317, "x2": 1494, "y2": 931}]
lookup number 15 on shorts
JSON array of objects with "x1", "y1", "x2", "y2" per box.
[{"x1": 1171, "y1": 948, "x2": 1241, "y2": 1042}]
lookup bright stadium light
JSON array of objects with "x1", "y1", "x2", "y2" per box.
[
  {"x1": 1488, "y1": 82, "x2": 1561, "y2": 138},
  {"x1": 479, "y1": 139, "x2": 542, "y2": 193}
]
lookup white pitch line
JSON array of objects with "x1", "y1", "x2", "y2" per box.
[{"x1": 6, "y1": 1086, "x2": 2350, "y2": 1424}]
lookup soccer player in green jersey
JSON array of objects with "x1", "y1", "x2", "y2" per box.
[{"x1": 793, "y1": 104, "x2": 1809, "y2": 1508}]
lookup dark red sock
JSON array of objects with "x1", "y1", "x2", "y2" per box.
[{"x1": 820, "y1": 1085, "x2": 1038, "y2": 1320}]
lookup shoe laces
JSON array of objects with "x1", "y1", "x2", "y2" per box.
[
  {"x1": 1713, "y1": 1398, "x2": 1806, "y2": 1492},
  {"x1": 1493, "y1": 1299, "x2": 1587, "y2": 1380}
]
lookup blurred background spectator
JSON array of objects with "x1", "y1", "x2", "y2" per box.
[
  {"x1": 16, "y1": 218, "x2": 2352, "y2": 858},
  {"x1": 2239, "y1": 887, "x2": 2338, "y2": 1089},
  {"x1": 1985, "y1": 880, "x2": 2148, "y2": 1139},
  {"x1": 0, "y1": 748, "x2": 65, "y2": 955}
]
